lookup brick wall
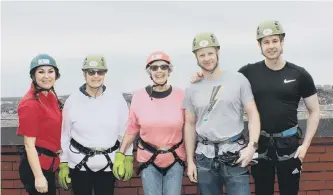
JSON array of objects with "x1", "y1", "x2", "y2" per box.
[{"x1": 1, "y1": 138, "x2": 333, "y2": 195}]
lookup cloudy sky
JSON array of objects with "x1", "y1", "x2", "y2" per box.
[{"x1": 1, "y1": 1, "x2": 333, "y2": 97}]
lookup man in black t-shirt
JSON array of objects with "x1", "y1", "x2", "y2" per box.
[
  {"x1": 238, "y1": 20, "x2": 320, "y2": 195},
  {"x1": 191, "y1": 20, "x2": 320, "y2": 195}
]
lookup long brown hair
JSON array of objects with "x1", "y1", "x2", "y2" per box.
[{"x1": 29, "y1": 67, "x2": 63, "y2": 111}]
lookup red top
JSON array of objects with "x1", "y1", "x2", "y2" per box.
[{"x1": 16, "y1": 84, "x2": 62, "y2": 171}]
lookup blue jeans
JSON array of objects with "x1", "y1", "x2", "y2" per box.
[
  {"x1": 141, "y1": 162, "x2": 184, "y2": 195},
  {"x1": 196, "y1": 153, "x2": 251, "y2": 195}
]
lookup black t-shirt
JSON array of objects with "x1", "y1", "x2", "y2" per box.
[{"x1": 238, "y1": 60, "x2": 317, "y2": 133}]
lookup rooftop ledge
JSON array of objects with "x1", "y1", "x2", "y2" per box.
[
  {"x1": 1, "y1": 93, "x2": 333, "y2": 145},
  {"x1": 1, "y1": 117, "x2": 332, "y2": 146}
]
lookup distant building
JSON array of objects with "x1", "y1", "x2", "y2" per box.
[{"x1": 323, "y1": 85, "x2": 333, "y2": 90}]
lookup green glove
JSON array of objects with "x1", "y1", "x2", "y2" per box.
[
  {"x1": 113, "y1": 152, "x2": 125, "y2": 180},
  {"x1": 123, "y1": 155, "x2": 134, "y2": 181},
  {"x1": 58, "y1": 162, "x2": 71, "y2": 190}
]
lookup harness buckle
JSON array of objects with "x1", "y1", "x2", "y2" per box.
[
  {"x1": 88, "y1": 150, "x2": 96, "y2": 156},
  {"x1": 87, "y1": 147, "x2": 107, "y2": 156},
  {"x1": 157, "y1": 149, "x2": 169, "y2": 154},
  {"x1": 90, "y1": 147, "x2": 106, "y2": 152},
  {"x1": 56, "y1": 150, "x2": 62, "y2": 156},
  {"x1": 281, "y1": 128, "x2": 297, "y2": 137},
  {"x1": 201, "y1": 139, "x2": 210, "y2": 145}
]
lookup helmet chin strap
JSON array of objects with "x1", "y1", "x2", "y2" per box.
[
  {"x1": 86, "y1": 83, "x2": 104, "y2": 98},
  {"x1": 87, "y1": 83, "x2": 103, "y2": 89},
  {"x1": 150, "y1": 75, "x2": 168, "y2": 87},
  {"x1": 148, "y1": 75, "x2": 168, "y2": 101}
]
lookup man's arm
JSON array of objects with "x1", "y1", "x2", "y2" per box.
[
  {"x1": 244, "y1": 100, "x2": 260, "y2": 147},
  {"x1": 236, "y1": 73, "x2": 260, "y2": 167},
  {"x1": 182, "y1": 86, "x2": 199, "y2": 182},
  {"x1": 184, "y1": 109, "x2": 199, "y2": 183},
  {"x1": 294, "y1": 67, "x2": 319, "y2": 161},
  {"x1": 302, "y1": 94, "x2": 320, "y2": 148},
  {"x1": 184, "y1": 110, "x2": 197, "y2": 163},
  {"x1": 238, "y1": 73, "x2": 260, "y2": 147}
]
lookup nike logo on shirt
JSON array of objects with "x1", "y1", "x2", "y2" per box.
[{"x1": 284, "y1": 79, "x2": 296, "y2": 83}]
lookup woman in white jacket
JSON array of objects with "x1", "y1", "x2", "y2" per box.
[{"x1": 58, "y1": 56, "x2": 133, "y2": 195}]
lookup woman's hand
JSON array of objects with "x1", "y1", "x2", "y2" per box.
[{"x1": 35, "y1": 176, "x2": 48, "y2": 193}]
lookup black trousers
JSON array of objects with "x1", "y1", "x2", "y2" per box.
[
  {"x1": 251, "y1": 158, "x2": 302, "y2": 195},
  {"x1": 70, "y1": 168, "x2": 115, "y2": 195},
  {"x1": 251, "y1": 134, "x2": 302, "y2": 195},
  {"x1": 19, "y1": 155, "x2": 56, "y2": 195}
]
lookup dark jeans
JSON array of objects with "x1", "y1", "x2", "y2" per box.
[
  {"x1": 196, "y1": 153, "x2": 251, "y2": 195},
  {"x1": 70, "y1": 169, "x2": 115, "y2": 195},
  {"x1": 19, "y1": 155, "x2": 56, "y2": 195}
]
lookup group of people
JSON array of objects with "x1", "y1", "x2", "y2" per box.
[{"x1": 16, "y1": 19, "x2": 320, "y2": 195}]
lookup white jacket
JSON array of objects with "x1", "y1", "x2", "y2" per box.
[{"x1": 59, "y1": 86, "x2": 133, "y2": 172}]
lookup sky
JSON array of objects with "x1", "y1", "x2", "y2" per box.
[{"x1": 1, "y1": 1, "x2": 333, "y2": 97}]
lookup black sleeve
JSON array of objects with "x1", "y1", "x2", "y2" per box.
[
  {"x1": 238, "y1": 64, "x2": 249, "y2": 77},
  {"x1": 299, "y1": 68, "x2": 317, "y2": 98}
]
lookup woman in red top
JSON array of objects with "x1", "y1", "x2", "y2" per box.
[{"x1": 16, "y1": 54, "x2": 63, "y2": 195}]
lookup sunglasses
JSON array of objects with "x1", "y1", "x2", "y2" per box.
[
  {"x1": 149, "y1": 64, "x2": 170, "y2": 71},
  {"x1": 86, "y1": 70, "x2": 107, "y2": 76}
]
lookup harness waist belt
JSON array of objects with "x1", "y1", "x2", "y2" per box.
[
  {"x1": 197, "y1": 131, "x2": 243, "y2": 145},
  {"x1": 196, "y1": 131, "x2": 246, "y2": 169},
  {"x1": 21, "y1": 146, "x2": 58, "y2": 171},
  {"x1": 137, "y1": 138, "x2": 185, "y2": 175},
  {"x1": 21, "y1": 146, "x2": 58, "y2": 158},
  {"x1": 70, "y1": 138, "x2": 119, "y2": 156},
  {"x1": 258, "y1": 125, "x2": 301, "y2": 162},
  {"x1": 139, "y1": 139, "x2": 183, "y2": 154},
  {"x1": 35, "y1": 146, "x2": 58, "y2": 157},
  {"x1": 70, "y1": 138, "x2": 120, "y2": 172},
  {"x1": 260, "y1": 125, "x2": 299, "y2": 138}
]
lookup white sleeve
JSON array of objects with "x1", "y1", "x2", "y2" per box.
[
  {"x1": 59, "y1": 96, "x2": 72, "y2": 162},
  {"x1": 117, "y1": 93, "x2": 133, "y2": 156}
]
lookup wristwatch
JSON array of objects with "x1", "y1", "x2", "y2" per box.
[{"x1": 249, "y1": 141, "x2": 259, "y2": 150}]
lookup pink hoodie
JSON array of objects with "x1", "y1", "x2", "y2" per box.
[{"x1": 126, "y1": 86, "x2": 186, "y2": 168}]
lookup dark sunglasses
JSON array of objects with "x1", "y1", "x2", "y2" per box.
[
  {"x1": 149, "y1": 64, "x2": 170, "y2": 71},
  {"x1": 86, "y1": 70, "x2": 107, "y2": 76}
]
